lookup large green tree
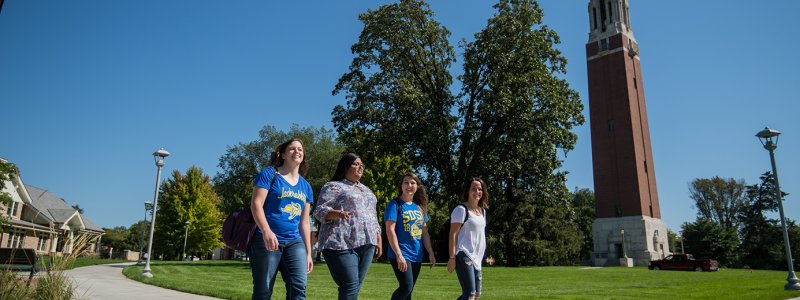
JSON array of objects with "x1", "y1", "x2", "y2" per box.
[
  {"x1": 737, "y1": 172, "x2": 800, "y2": 270},
  {"x1": 154, "y1": 166, "x2": 223, "y2": 260},
  {"x1": 571, "y1": 188, "x2": 595, "y2": 261},
  {"x1": 214, "y1": 124, "x2": 345, "y2": 215},
  {"x1": 689, "y1": 176, "x2": 746, "y2": 230},
  {"x1": 332, "y1": 0, "x2": 584, "y2": 266},
  {"x1": 332, "y1": 0, "x2": 456, "y2": 197}
]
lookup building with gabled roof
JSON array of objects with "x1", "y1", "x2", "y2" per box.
[{"x1": 1, "y1": 158, "x2": 103, "y2": 255}]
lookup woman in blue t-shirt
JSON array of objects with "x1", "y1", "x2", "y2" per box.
[
  {"x1": 384, "y1": 172, "x2": 436, "y2": 300},
  {"x1": 249, "y1": 138, "x2": 314, "y2": 300}
]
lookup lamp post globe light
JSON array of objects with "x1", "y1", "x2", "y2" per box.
[
  {"x1": 137, "y1": 201, "x2": 154, "y2": 265},
  {"x1": 142, "y1": 148, "x2": 170, "y2": 278},
  {"x1": 181, "y1": 220, "x2": 190, "y2": 261},
  {"x1": 756, "y1": 127, "x2": 800, "y2": 290}
]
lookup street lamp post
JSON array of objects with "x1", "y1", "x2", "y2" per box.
[
  {"x1": 620, "y1": 229, "x2": 628, "y2": 258},
  {"x1": 679, "y1": 235, "x2": 685, "y2": 254},
  {"x1": 756, "y1": 127, "x2": 800, "y2": 290},
  {"x1": 137, "y1": 201, "x2": 153, "y2": 265},
  {"x1": 142, "y1": 148, "x2": 170, "y2": 278},
  {"x1": 181, "y1": 221, "x2": 190, "y2": 261}
]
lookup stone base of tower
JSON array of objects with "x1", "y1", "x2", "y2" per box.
[{"x1": 591, "y1": 216, "x2": 671, "y2": 267}]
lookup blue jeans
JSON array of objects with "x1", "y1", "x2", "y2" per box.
[
  {"x1": 390, "y1": 260, "x2": 421, "y2": 300},
  {"x1": 454, "y1": 252, "x2": 482, "y2": 300},
  {"x1": 322, "y1": 244, "x2": 376, "y2": 300},
  {"x1": 249, "y1": 238, "x2": 308, "y2": 300}
]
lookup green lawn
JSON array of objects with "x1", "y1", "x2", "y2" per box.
[{"x1": 123, "y1": 261, "x2": 800, "y2": 299}]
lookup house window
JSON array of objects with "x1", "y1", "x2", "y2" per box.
[
  {"x1": 5, "y1": 201, "x2": 20, "y2": 218},
  {"x1": 37, "y1": 235, "x2": 49, "y2": 252},
  {"x1": 6, "y1": 230, "x2": 25, "y2": 248}
]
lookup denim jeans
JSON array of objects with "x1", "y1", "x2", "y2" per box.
[
  {"x1": 390, "y1": 260, "x2": 422, "y2": 300},
  {"x1": 322, "y1": 244, "x2": 376, "y2": 300},
  {"x1": 454, "y1": 252, "x2": 482, "y2": 300},
  {"x1": 249, "y1": 238, "x2": 308, "y2": 300}
]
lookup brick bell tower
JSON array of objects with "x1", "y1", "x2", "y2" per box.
[{"x1": 585, "y1": 0, "x2": 670, "y2": 267}]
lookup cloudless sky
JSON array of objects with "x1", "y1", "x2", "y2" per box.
[{"x1": 1, "y1": 1, "x2": 798, "y2": 233}]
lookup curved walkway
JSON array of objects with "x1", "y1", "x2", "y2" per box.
[{"x1": 65, "y1": 262, "x2": 220, "y2": 300}]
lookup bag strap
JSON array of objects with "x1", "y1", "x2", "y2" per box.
[
  {"x1": 459, "y1": 203, "x2": 469, "y2": 223},
  {"x1": 267, "y1": 167, "x2": 278, "y2": 191},
  {"x1": 395, "y1": 198, "x2": 403, "y2": 222}
]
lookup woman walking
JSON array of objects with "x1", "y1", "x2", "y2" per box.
[
  {"x1": 249, "y1": 138, "x2": 314, "y2": 300},
  {"x1": 384, "y1": 172, "x2": 436, "y2": 300},
  {"x1": 314, "y1": 152, "x2": 382, "y2": 300},
  {"x1": 447, "y1": 178, "x2": 489, "y2": 300}
]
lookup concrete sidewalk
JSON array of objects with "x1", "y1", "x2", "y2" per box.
[{"x1": 65, "y1": 262, "x2": 220, "y2": 300}]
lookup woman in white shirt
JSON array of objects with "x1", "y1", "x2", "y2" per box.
[{"x1": 447, "y1": 178, "x2": 488, "y2": 300}]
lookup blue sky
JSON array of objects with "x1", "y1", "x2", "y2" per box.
[{"x1": 1, "y1": 1, "x2": 798, "y2": 232}]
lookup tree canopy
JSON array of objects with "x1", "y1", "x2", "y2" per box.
[
  {"x1": 333, "y1": 0, "x2": 584, "y2": 266},
  {"x1": 737, "y1": 172, "x2": 798, "y2": 270},
  {"x1": 154, "y1": 166, "x2": 223, "y2": 259},
  {"x1": 571, "y1": 188, "x2": 595, "y2": 261},
  {"x1": 689, "y1": 176, "x2": 746, "y2": 229},
  {"x1": 0, "y1": 160, "x2": 18, "y2": 206},
  {"x1": 100, "y1": 226, "x2": 135, "y2": 255},
  {"x1": 214, "y1": 124, "x2": 345, "y2": 215}
]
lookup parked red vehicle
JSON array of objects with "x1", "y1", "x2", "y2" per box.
[{"x1": 648, "y1": 254, "x2": 719, "y2": 272}]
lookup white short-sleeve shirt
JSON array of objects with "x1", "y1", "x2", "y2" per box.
[{"x1": 451, "y1": 205, "x2": 486, "y2": 270}]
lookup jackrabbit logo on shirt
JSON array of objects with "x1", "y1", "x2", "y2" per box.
[
  {"x1": 276, "y1": 187, "x2": 306, "y2": 220},
  {"x1": 281, "y1": 202, "x2": 302, "y2": 220}
]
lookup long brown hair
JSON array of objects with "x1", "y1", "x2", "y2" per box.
[
  {"x1": 269, "y1": 138, "x2": 308, "y2": 176},
  {"x1": 460, "y1": 177, "x2": 489, "y2": 209},
  {"x1": 397, "y1": 172, "x2": 429, "y2": 212}
]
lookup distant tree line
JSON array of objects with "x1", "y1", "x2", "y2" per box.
[{"x1": 681, "y1": 173, "x2": 799, "y2": 270}]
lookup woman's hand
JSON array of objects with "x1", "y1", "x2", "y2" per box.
[
  {"x1": 447, "y1": 257, "x2": 456, "y2": 273},
  {"x1": 262, "y1": 229, "x2": 278, "y2": 251},
  {"x1": 306, "y1": 254, "x2": 314, "y2": 273},
  {"x1": 396, "y1": 255, "x2": 407, "y2": 272},
  {"x1": 428, "y1": 253, "x2": 437, "y2": 269}
]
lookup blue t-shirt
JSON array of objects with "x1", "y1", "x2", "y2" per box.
[
  {"x1": 384, "y1": 198, "x2": 429, "y2": 262},
  {"x1": 253, "y1": 166, "x2": 313, "y2": 242}
]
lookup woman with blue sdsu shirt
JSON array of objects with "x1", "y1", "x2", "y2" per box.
[
  {"x1": 249, "y1": 138, "x2": 314, "y2": 300},
  {"x1": 384, "y1": 172, "x2": 436, "y2": 300},
  {"x1": 314, "y1": 152, "x2": 382, "y2": 300}
]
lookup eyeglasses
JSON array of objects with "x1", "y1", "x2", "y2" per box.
[{"x1": 352, "y1": 162, "x2": 366, "y2": 170}]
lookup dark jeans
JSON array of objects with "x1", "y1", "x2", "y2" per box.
[
  {"x1": 249, "y1": 238, "x2": 308, "y2": 300},
  {"x1": 322, "y1": 244, "x2": 376, "y2": 300},
  {"x1": 454, "y1": 252, "x2": 482, "y2": 300},
  {"x1": 390, "y1": 260, "x2": 422, "y2": 300}
]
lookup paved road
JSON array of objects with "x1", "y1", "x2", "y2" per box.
[{"x1": 65, "y1": 262, "x2": 221, "y2": 300}]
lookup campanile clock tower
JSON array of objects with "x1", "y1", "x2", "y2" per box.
[{"x1": 585, "y1": 0, "x2": 670, "y2": 266}]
